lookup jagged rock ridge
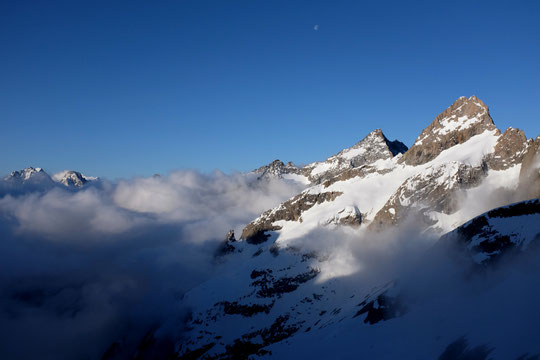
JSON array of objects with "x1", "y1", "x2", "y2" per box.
[
  {"x1": 400, "y1": 96, "x2": 498, "y2": 166},
  {"x1": 254, "y1": 160, "x2": 302, "y2": 180},
  {"x1": 243, "y1": 96, "x2": 537, "y2": 243},
  {"x1": 302, "y1": 129, "x2": 408, "y2": 184}
]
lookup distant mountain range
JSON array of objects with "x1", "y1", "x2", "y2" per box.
[{"x1": 2, "y1": 167, "x2": 97, "y2": 189}]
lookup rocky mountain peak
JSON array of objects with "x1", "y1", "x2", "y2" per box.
[
  {"x1": 303, "y1": 129, "x2": 407, "y2": 184},
  {"x1": 400, "y1": 96, "x2": 498, "y2": 166},
  {"x1": 254, "y1": 159, "x2": 301, "y2": 180},
  {"x1": 334, "y1": 129, "x2": 407, "y2": 163},
  {"x1": 437, "y1": 95, "x2": 490, "y2": 121}
]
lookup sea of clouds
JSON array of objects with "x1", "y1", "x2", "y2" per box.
[{"x1": 0, "y1": 170, "x2": 305, "y2": 359}]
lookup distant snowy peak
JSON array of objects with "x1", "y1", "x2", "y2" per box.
[
  {"x1": 53, "y1": 170, "x2": 97, "y2": 188},
  {"x1": 303, "y1": 129, "x2": 407, "y2": 184},
  {"x1": 401, "y1": 95, "x2": 498, "y2": 166},
  {"x1": 3, "y1": 167, "x2": 96, "y2": 188},
  {"x1": 5, "y1": 167, "x2": 53, "y2": 183}
]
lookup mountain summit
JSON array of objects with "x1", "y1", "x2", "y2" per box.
[
  {"x1": 400, "y1": 95, "x2": 497, "y2": 165},
  {"x1": 52, "y1": 170, "x2": 97, "y2": 187},
  {"x1": 299, "y1": 129, "x2": 407, "y2": 184}
]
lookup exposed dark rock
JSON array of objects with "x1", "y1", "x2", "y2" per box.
[
  {"x1": 251, "y1": 268, "x2": 320, "y2": 298},
  {"x1": 102, "y1": 330, "x2": 178, "y2": 360},
  {"x1": 177, "y1": 342, "x2": 216, "y2": 360},
  {"x1": 217, "y1": 300, "x2": 274, "y2": 317},
  {"x1": 487, "y1": 199, "x2": 540, "y2": 218},
  {"x1": 222, "y1": 339, "x2": 270, "y2": 359},
  {"x1": 192, "y1": 315, "x2": 298, "y2": 359},
  {"x1": 438, "y1": 336, "x2": 493, "y2": 360},
  {"x1": 215, "y1": 230, "x2": 237, "y2": 256},
  {"x1": 354, "y1": 293, "x2": 408, "y2": 325},
  {"x1": 259, "y1": 314, "x2": 300, "y2": 344},
  {"x1": 251, "y1": 269, "x2": 272, "y2": 279}
]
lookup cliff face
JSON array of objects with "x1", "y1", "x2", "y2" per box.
[{"x1": 400, "y1": 96, "x2": 498, "y2": 166}]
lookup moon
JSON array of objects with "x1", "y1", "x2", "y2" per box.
[{"x1": 314, "y1": 25, "x2": 319, "y2": 31}]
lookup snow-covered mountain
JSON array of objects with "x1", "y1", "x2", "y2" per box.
[
  {"x1": 253, "y1": 129, "x2": 408, "y2": 186},
  {"x1": 168, "y1": 96, "x2": 540, "y2": 359},
  {"x1": 2, "y1": 167, "x2": 96, "y2": 189},
  {"x1": 246, "y1": 96, "x2": 537, "y2": 245},
  {"x1": 52, "y1": 170, "x2": 97, "y2": 187},
  {"x1": 4, "y1": 167, "x2": 52, "y2": 183}
]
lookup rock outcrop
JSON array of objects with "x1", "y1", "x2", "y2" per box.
[
  {"x1": 485, "y1": 127, "x2": 530, "y2": 170},
  {"x1": 519, "y1": 136, "x2": 540, "y2": 198}
]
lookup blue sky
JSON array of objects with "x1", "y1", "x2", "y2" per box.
[{"x1": 1, "y1": 0, "x2": 539, "y2": 179}]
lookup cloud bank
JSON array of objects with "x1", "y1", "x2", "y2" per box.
[{"x1": 0, "y1": 170, "x2": 304, "y2": 359}]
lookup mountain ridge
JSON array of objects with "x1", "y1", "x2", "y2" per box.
[
  {"x1": 2, "y1": 167, "x2": 97, "y2": 189},
  {"x1": 245, "y1": 96, "x2": 537, "y2": 243}
]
